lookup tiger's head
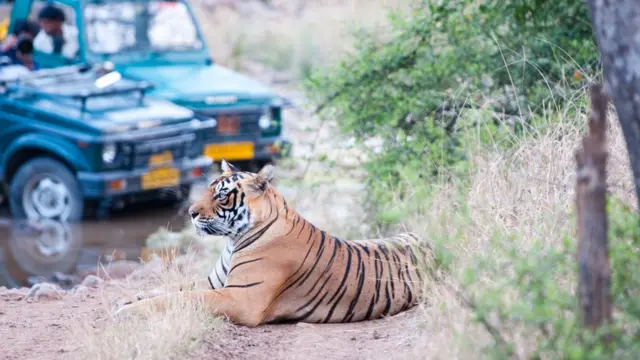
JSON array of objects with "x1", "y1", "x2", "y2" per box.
[{"x1": 188, "y1": 159, "x2": 275, "y2": 240}]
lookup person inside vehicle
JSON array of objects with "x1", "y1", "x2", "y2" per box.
[
  {"x1": 33, "y1": 3, "x2": 78, "y2": 60},
  {"x1": 0, "y1": 19, "x2": 40, "y2": 59},
  {"x1": 14, "y1": 35, "x2": 39, "y2": 71}
]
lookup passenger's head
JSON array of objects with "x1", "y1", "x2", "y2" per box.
[
  {"x1": 38, "y1": 4, "x2": 65, "y2": 35},
  {"x1": 12, "y1": 19, "x2": 39, "y2": 39},
  {"x1": 15, "y1": 35, "x2": 34, "y2": 62}
]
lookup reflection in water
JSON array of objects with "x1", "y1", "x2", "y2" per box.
[{"x1": 0, "y1": 201, "x2": 190, "y2": 289}]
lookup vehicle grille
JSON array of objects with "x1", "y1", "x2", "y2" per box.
[
  {"x1": 196, "y1": 110, "x2": 262, "y2": 138},
  {"x1": 130, "y1": 133, "x2": 195, "y2": 168}
]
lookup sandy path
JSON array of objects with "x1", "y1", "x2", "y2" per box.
[
  {"x1": 0, "y1": 283, "x2": 121, "y2": 360},
  {"x1": 0, "y1": 285, "x2": 421, "y2": 360},
  {"x1": 194, "y1": 310, "x2": 421, "y2": 360}
]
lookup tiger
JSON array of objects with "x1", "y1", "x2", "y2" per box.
[{"x1": 115, "y1": 160, "x2": 434, "y2": 327}]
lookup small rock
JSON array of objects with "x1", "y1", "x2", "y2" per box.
[
  {"x1": 1, "y1": 287, "x2": 29, "y2": 301},
  {"x1": 372, "y1": 330, "x2": 381, "y2": 340},
  {"x1": 94, "y1": 260, "x2": 142, "y2": 279},
  {"x1": 350, "y1": 336, "x2": 357, "y2": 341},
  {"x1": 71, "y1": 285, "x2": 89, "y2": 301},
  {"x1": 24, "y1": 283, "x2": 64, "y2": 302},
  {"x1": 81, "y1": 275, "x2": 103, "y2": 288}
]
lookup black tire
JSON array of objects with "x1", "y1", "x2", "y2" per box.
[{"x1": 9, "y1": 157, "x2": 84, "y2": 221}]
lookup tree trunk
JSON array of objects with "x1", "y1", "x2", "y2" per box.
[
  {"x1": 585, "y1": 0, "x2": 640, "y2": 210},
  {"x1": 575, "y1": 83, "x2": 612, "y2": 329}
]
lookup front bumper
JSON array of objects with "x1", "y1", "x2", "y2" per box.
[
  {"x1": 77, "y1": 155, "x2": 213, "y2": 199},
  {"x1": 203, "y1": 136, "x2": 292, "y2": 162}
]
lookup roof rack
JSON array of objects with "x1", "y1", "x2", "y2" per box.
[
  {"x1": 12, "y1": 80, "x2": 155, "y2": 111},
  {"x1": 72, "y1": 81, "x2": 155, "y2": 111},
  {"x1": 0, "y1": 62, "x2": 155, "y2": 111},
  {"x1": 17, "y1": 64, "x2": 93, "y2": 82}
]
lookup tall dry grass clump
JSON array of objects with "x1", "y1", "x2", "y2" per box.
[
  {"x1": 399, "y1": 98, "x2": 635, "y2": 358},
  {"x1": 74, "y1": 234, "x2": 225, "y2": 360}
]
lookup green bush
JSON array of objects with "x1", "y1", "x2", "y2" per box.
[
  {"x1": 462, "y1": 198, "x2": 640, "y2": 359},
  {"x1": 305, "y1": 0, "x2": 598, "y2": 210}
]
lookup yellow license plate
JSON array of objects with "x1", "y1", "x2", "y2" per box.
[
  {"x1": 149, "y1": 150, "x2": 173, "y2": 166},
  {"x1": 204, "y1": 142, "x2": 255, "y2": 161},
  {"x1": 141, "y1": 167, "x2": 180, "y2": 190}
]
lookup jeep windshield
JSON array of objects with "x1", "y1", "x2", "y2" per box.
[{"x1": 83, "y1": 0, "x2": 204, "y2": 55}]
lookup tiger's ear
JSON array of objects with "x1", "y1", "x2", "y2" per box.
[
  {"x1": 220, "y1": 159, "x2": 239, "y2": 174},
  {"x1": 240, "y1": 164, "x2": 275, "y2": 198}
]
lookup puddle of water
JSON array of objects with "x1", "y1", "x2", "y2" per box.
[{"x1": 0, "y1": 198, "x2": 192, "y2": 289}]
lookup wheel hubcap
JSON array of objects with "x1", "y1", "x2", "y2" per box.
[{"x1": 23, "y1": 175, "x2": 73, "y2": 221}]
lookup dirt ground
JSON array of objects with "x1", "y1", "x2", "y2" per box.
[
  {"x1": 0, "y1": 279, "x2": 422, "y2": 360},
  {"x1": 193, "y1": 310, "x2": 421, "y2": 360},
  {"x1": 0, "y1": 76, "x2": 418, "y2": 360}
]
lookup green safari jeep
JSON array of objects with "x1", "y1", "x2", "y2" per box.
[
  {"x1": 8, "y1": 0, "x2": 292, "y2": 171},
  {"x1": 0, "y1": 62, "x2": 215, "y2": 221}
]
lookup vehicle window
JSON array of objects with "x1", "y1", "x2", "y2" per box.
[
  {"x1": 29, "y1": 1, "x2": 80, "y2": 60},
  {"x1": 84, "y1": 0, "x2": 203, "y2": 55}
]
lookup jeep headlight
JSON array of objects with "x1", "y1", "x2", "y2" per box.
[
  {"x1": 258, "y1": 109, "x2": 272, "y2": 130},
  {"x1": 102, "y1": 143, "x2": 117, "y2": 164}
]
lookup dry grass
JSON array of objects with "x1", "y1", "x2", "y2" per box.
[
  {"x1": 401, "y1": 96, "x2": 635, "y2": 358},
  {"x1": 74, "y1": 233, "x2": 225, "y2": 360},
  {"x1": 191, "y1": 0, "x2": 412, "y2": 79}
]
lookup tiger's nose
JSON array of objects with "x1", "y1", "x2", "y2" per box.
[{"x1": 188, "y1": 204, "x2": 199, "y2": 219}]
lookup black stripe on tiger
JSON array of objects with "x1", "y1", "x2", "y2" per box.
[
  {"x1": 323, "y1": 244, "x2": 353, "y2": 323},
  {"x1": 227, "y1": 258, "x2": 264, "y2": 277},
  {"x1": 225, "y1": 281, "x2": 264, "y2": 289}
]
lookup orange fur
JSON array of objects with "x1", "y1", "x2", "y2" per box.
[{"x1": 116, "y1": 161, "x2": 433, "y2": 326}]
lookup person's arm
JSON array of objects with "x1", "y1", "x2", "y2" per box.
[{"x1": 0, "y1": 34, "x2": 17, "y2": 52}]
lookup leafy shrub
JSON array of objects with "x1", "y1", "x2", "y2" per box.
[
  {"x1": 461, "y1": 198, "x2": 640, "y2": 359},
  {"x1": 305, "y1": 0, "x2": 599, "y2": 212}
]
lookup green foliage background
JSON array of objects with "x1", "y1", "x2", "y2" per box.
[
  {"x1": 305, "y1": 0, "x2": 598, "y2": 211},
  {"x1": 300, "y1": 0, "x2": 640, "y2": 357}
]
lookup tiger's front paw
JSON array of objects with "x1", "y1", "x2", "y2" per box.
[
  {"x1": 113, "y1": 298, "x2": 154, "y2": 320},
  {"x1": 114, "y1": 288, "x2": 167, "y2": 308}
]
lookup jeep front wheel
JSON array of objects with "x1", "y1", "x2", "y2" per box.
[{"x1": 9, "y1": 157, "x2": 84, "y2": 222}]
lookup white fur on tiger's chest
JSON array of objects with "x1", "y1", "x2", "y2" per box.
[{"x1": 208, "y1": 241, "x2": 234, "y2": 289}]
